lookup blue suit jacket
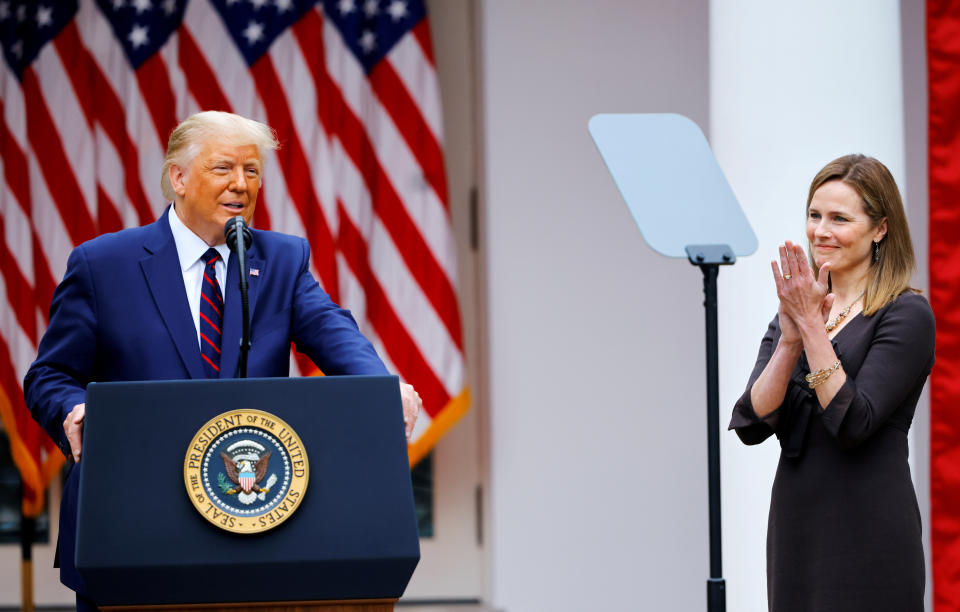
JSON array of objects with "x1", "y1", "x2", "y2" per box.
[{"x1": 23, "y1": 207, "x2": 387, "y2": 592}]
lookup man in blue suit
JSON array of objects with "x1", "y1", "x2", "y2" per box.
[{"x1": 23, "y1": 111, "x2": 421, "y2": 607}]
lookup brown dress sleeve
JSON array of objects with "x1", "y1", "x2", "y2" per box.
[
  {"x1": 728, "y1": 315, "x2": 786, "y2": 445},
  {"x1": 819, "y1": 293, "x2": 936, "y2": 448}
]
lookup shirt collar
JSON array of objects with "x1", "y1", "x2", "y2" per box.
[{"x1": 168, "y1": 204, "x2": 231, "y2": 271}]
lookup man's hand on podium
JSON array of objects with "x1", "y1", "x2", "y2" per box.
[
  {"x1": 64, "y1": 402, "x2": 85, "y2": 462},
  {"x1": 400, "y1": 383, "x2": 421, "y2": 441}
]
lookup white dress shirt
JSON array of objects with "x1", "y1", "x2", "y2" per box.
[{"x1": 168, "y1": 206, "x2": 231, "y2": 348}]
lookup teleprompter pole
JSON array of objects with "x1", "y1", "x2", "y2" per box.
[
  {"x1": 588, "y1": 113, "x2": 758, "y2": 611},
  {"x1": 686, "y1": 245, "x2": 734, "y2": 612}
]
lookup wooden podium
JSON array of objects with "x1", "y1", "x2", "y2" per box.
[{"x1": 76, "y1": 377, "x2": 419, "y2": 610}]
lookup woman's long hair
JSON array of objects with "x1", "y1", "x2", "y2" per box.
[{"x1": 806, "y1": 154, "x2": 916, "y2": 315}]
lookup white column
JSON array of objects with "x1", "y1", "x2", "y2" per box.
[{"x1": 710, "y1": 2, "x2": 906, "y2": 610}]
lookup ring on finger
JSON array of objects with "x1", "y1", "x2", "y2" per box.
[{"x1": 783, "y1": 273, "x2": 793, "y2": 280}]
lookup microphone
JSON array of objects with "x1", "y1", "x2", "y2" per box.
[
  {"x1": 225, "y1": 216, "x2": 252, "y2": 252},
  {"x1": 224, "y1": 216, "x2": 253, "y2": 378}
]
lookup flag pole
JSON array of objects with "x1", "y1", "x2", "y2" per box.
[{"x1": 20, "y1": 480, "x2": 35, "y2": 612}]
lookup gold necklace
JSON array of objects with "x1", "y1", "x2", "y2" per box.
[{"x1": 825, "y1": 290, "x2": 865, "y2": 332}]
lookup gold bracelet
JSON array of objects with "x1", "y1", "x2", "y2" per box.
[{"x1": 805, "y1": 360, "x2": 841, "y2": 388}]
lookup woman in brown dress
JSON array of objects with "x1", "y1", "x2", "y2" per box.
[{"x1": 730, "y1": 154, "x2": 934, "y2": 611}]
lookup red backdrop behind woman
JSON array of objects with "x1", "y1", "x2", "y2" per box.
[{"x1": 927, "y1": 2, "x2": 960, "y2": 609}]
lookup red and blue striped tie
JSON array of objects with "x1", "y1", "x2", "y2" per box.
[{"x1": 199, "y1": 248, "x2": 223, "y2": 378}]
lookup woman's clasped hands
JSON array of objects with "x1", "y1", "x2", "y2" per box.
[{"x1": 771, "y1": 240, "x2": 835, "y2": 344}]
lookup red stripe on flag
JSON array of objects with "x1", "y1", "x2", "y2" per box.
[
  {"x1": 136, "y1": 53, "x2": 179, "y2": 146},
  {"x1": 51, "y1": 23, "x2": 93, "y2": 130},
  {"x1": 96, "y1": 185, "x2": 124, "y2": 235},
  {"x1": 0, "y1": 107, "x2": 55, "y2": 323},
  {"x1": 31, "y1": 229, "x2": 55, "y2": 324},
  {"x1": 53, "y1": 22, "x2": 154, "y2": 227},
  {"x1": 0, "y1": 101, "x2": 29, "y2": 212},
  {"x1": 250, "y1": 57, "x2": 339, "y2": 300},
  {"x1": 22, "y1": 68, "x2": 96, "y2": 246},
  {"x1": 295, "y1": 12, "x2": 337, "y2": 135},
  {"x1": 338, "y1": 120, "x2": 463, "y2": 349},
  {"x1": 252, "y1": 189, "x2": 272, "y2": 232},
  {"x1": 368, "y1": 60, "x2": 449, "y2": 208},
  {"x1": 0, "y1": 213, "x2": 37, "y2": 344},
  {"x1": 177, "y1": 28, "x2": 232, "y2": 112},
  {"x1": 293, "y1": 12, "x2": 462, "y2": 350},
  {"x1": 411, "y1": 19, "x2": 437, "y2": 66},
  {"x1": 338, "y1": 201, "x2": 448, "y2": 416}
]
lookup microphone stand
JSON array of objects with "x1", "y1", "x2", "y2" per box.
[
  {"x1": 227, "y1": 216, "x2": 251, "y2": 378},
  {"x1": 237, "y1": 230, "x2": 250, "y2": 379}
]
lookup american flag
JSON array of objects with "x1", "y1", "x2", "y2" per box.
[{"x1": 0, "y1": 0, "x2": 468, "y2": 516}]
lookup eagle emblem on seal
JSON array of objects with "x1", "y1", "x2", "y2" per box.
[{"x1": 217, "y1": 440, "x2": 278, "y2": 505}]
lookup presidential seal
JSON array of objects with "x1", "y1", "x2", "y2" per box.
[{"x1": 184, "y1": 409, "x2": 309, "y2": 534}]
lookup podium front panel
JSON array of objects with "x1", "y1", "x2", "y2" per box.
[{"x1": 76, "y1": 376, "x2": 419, "y2": 606}]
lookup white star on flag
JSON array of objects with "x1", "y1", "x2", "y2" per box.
[
  {"x1": 112, "y1": 0, "x2": 125, "y2": 10},
  {"x1": 132, "y1": 0, "x2": 152, "y2": 14},
  {"x1": 387, "y1": 0, "x2": 407, "y2": 21},
  {"x1": 364, "y1": 0, "x2": 379, "y2": 17},
  {"x1": 337, "y1": 0, "x2": 355, "y2": 15},
  {"x1": 243, "y1": 21, "x2": 264, "y2": 45},
  {"x1": 36, "y1": 5, "x2": 53, "y2": 27},
  {"x1": 249, "y1": 0, "x2": 268, "y2": 10},
  {"x1": 275, "y1": 0, "x2": 293, "y2": 13},
  {"x1": 162, "y1": 0, "x2": 176, "y2": 16},
  {"x1": 128, "y1": 24, "x2": 149, "y2": 48},
  {"x1": 358, "y1": 29, "x2": 376, "y2": 53},
  {"x1": 10, "y1": 39, "x2": 21, "y2": 58},
  {"x1": 0, "y1": 2, "x2": 10, "y2": 21}
]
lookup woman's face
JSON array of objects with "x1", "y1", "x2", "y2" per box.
[{"x1": 805, "y1": 180, "x2": 887, "y2": 277}]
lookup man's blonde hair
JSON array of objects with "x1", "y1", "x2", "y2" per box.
[{"x1": 160, "y1": 111, "x2": 279, "y2": 201}]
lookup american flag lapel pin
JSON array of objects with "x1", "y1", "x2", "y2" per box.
[{"x1": 249, "y1": 268, "x2": 260, "y2": 277}]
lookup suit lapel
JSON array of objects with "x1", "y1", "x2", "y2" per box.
[
  {"x1": 140, "y1": 209, "x2": 205, "y2": 379},
  {"x1": 220, "y1": 247, "x2": 262, "y2": 379}
]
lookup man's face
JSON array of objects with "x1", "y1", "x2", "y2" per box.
[{"x1": 170, "y1": 139, "x2": 262, "y2": 246}]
